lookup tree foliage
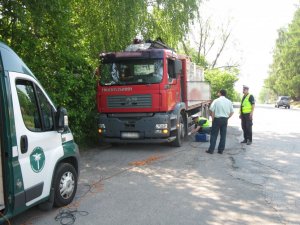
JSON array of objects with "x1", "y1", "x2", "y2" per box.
[
  {"x1": 177, "y1": 1, "x2": 240, "y2": 102},
  {"x1": 181, "y1": 2, "x2": 239, "y2": 70},
  {"x1": 178, "y1": 42, "x2": 209, "y2": 68},
  {"x1": 205, "y1": 68, "x2": 239, "y2": 101},
  {"x1": 0, "y1": 0, "x2": 199, "y2": 144},
  {"x1": 258, "y1": 87, "x2": 277, "y2": 104},
  {"x1": 178, "y1": 44, "x2": 239, "y2": 101},
  {"x1": 265, "y1": 7, "x2": 300, "y2": 100}
]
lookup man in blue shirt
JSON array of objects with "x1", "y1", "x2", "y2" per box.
[{"x1": 206, "y1": 89, "x2": 234, "y2": 154}]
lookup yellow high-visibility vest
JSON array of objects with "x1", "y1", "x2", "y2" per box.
[
  {"x1": 197, "y1": 117, "x2": 211, "y2": 128},
  {"x1": 241, "y1": 94, "x2": 252, "y2": 114}
]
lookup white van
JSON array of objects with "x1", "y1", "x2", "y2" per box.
[{"x1": 0, "y1": 42, "x2": 79, "y2": 222}]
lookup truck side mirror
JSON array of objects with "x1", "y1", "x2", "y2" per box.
[
  {"x1": 55, "y1": 106, "x2": 68, "y2": 132},
  {"x1": 168, "y1": 78, "x2": 177, "y2": 85},
  {"x1": 94, "y1": 66, "x2": 100, "y2": 78},
  {"x1": 174, "y1": 60, "x2": 182, "y2": 78}
]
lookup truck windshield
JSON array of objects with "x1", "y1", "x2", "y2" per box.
[{"x1": 100, "y1": 59, "x2": 163, "y2": 85}]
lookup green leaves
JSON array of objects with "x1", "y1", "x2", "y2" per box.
[
  {"x1": 265, "y1": 7, "x2": 300, "y2": 100},
  {"x1": 205, "y1": 68, "x2": 239, "y2": 101},
  {"x1": 0, "y1": 0, "x2": 199, "y2": 145},
  {"x1": 142, "y1": 0, "x2": 198, "y2": 48}
]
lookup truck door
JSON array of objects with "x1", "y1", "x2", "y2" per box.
[
  {"x1": 167, "y1": 58, "x2": 180, "y2": 110},
  {"x1": 9, "y1": 72, "x2": 63, "y2": 206}
]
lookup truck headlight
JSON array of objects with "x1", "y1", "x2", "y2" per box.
[
  {"x1": 162, "y1": 129, "x2": 168, "y2": 134},
  {"x1": 156, "y1": 124, "x2": 168, "y2": 129}
]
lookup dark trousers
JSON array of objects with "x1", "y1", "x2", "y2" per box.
[
  {"x1": 208, "y1": 117, "x2": 228, "y2": 153},
  {"x1": 199, "y1": 127, "x2": 211, "y2": 134},
  {"x1": 241, "y1": 113, "x2": 252, "y2": 141}
]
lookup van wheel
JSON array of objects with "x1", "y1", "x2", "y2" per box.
[
  {"x1": 54, "y1": 163, "x2": 77, "y2": 207},
  {"x1": 172, "y1": 114, "x2": 185, "y2": 147}
]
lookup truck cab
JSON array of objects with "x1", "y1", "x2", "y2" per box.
[
  {"x1": 97, "y1": 40, "x2": 211, "y2": 146},
  {"x1": 0, "y1": 42, "x2": 79, "y2": 221}
]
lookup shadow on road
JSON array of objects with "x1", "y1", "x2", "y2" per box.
[{"x1": 67, "y1": 125, "x2": 282, "y2": 225}]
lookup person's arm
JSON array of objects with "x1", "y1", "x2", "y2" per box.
[
  {"x1": 239, "y1": 96, "x2": 244, "y2": 119},
  {"x1": 250, "y1": 104, "x2": 255, "y2": 120},
  {"x1": 229, "y1": 102, "x2": 234, "y2": 119},
  {"x1": 210, "y1": 110, "x2": 215, "y2": 121},
  {"x1": 209, "y1": 101, "x2": 215, "y2": 121},
  {"x1": 190, "y1": 126, "x2": 201, "y2": 134},
  {"x1": 249, "y1": 95, "x2": 255, "y2": 120}
]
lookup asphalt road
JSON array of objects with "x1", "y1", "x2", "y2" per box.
[{"x1": 11, "y1": 105, "x2": 300, "y2": 225}]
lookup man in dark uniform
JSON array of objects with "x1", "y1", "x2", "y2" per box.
[{"x1": 240, "y1": 85, "x2": 255, "y2": 145}]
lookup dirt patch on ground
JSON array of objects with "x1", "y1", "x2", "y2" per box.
[{"x1": 291, "y1": 101, "x2": 300, "y2": 108}]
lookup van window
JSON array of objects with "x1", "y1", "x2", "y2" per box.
[
  {"x1": 36, "y1": 85, "x2": 54, "y2": 130},
  {"x1": 0, "y1": 52, "x2": 3, "y2": 75},
  {"x1": 16, "y1": 80, "x2": 54, "y2": 132},
  {"x1": 0, "y1": 46, "x2": 33, "y2": 76}
]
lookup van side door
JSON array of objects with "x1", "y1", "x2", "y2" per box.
[{"x1": 9, "y1": 72, "x2": 64, "y2": 207}]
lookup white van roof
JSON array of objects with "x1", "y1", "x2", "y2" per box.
[{"x1": 0, "y1": 42, "x2": 35, "y2": 78}]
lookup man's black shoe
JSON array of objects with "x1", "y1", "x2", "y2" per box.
[
  {"x1": 217, "y1": 151, "x2": 223, "y2": 154},
  {"x1": 240, "y1": 140, "x2": 247, "y2": 143},
  {"x1": 206, "y1": 150, "x2": 213, "y2": 154},
  {"x1": 246, "y1": 140, "x2": 252, "y2": 145}
]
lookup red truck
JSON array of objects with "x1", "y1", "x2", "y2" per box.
[{"x1": 97, "y1": 40, "x2": 211, "y2": 146}]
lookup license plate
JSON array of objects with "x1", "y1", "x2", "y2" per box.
[{"x1": 121, "y1": 132, "x2": 140, "y2": 139}]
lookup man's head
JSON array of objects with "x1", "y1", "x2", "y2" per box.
[
  {"x1": 218, "y1": 89, "x2": 227, "y2": 97},
  {"x1": 191, "y1": 114, "x2": 199, "y2": 121},
  {"x1": 243, "y1": 85, "x2": 249, "y2": 95}
]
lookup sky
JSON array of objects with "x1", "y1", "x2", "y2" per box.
[{"x1": 195, "y1": 0, "x2": 299, "y2": 97}]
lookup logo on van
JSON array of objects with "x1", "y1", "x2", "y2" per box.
[{"x1": 30, "y1": 147, "x2": 45, "y2": 173}]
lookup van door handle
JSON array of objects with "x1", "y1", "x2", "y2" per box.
[{"x1": 20, "y1": 135, "x2": 28, "y2": 154}]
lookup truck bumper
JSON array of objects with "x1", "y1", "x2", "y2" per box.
[
  {"x1": 98, "y1": 112, "x2": 177, "y2": 143},
  {"x1": 103, "y1": 136, "x2": 176, "y2": 143}
]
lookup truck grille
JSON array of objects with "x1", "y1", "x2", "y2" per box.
[{"x1": 107, "y1": 94, "x2": 152, "y2": 108}]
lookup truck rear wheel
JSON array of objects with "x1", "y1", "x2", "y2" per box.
[
  {"x1": 53, "y1": 163, "x2": 77, "y2": 207},
  {"x1": 172, "y1": 114, "x2": 185, "y2": 147}
]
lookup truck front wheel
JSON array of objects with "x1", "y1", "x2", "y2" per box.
[
  {"x1": 53, "y1": 163, "x2": 78, "y2": 207},
  {"x1": 172, "y1": 114, "x2": 185, "y2": 147}
]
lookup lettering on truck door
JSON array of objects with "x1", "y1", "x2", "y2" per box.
[{"x1": 9, "y1": 72, "x2": 64, "y2": 206}]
